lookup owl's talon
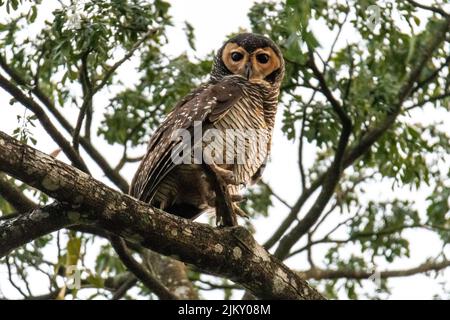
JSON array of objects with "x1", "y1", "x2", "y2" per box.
[
  {"x1": 205, "y1": 162, "x2": 238, "y2": 186},
  {"x1": 221, "y1": 170, "x2": 237, "y2": 185},
  {"x1": 233, "y1": 204, "x2": 249, "y2": 219},
  {"x1": 230, "y1": 194, "x2": 246, "y2": 203}
]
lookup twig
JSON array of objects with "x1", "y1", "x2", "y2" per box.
[
  {"x1": 406, "y1": 91, "x2": 450, "y2": 111},
  {"x1": 111, "y1": 275, "x2": 138, "y2": 300},
  {"x1": 5, "y1": 258, "x2": 27, "y2": 298},
  {"x1": 412, "y1": 55, "x2": 450, "y2": 94},
  {"x1": 0, "y1": 55, "x2": 129, "y2": 191},
  {"x1": 300, "y1": 258, "x2": 450, "y2": 280},
  {"x1": 259, "y1": 181, "x2": 292, "y2": 209},
  {"x1": 0, "y1": 74, "x2": 90, "y2": 173},
  {"x1": 405, "y1": 0, "x2": 450, "y2": 18},
  {"x1": 110, "y1": 236, "x2": 178, "y2": 300},
  {"x1": 72, "y1": 28, "x2": 158, "y2": 150},
  {"x1": 273, "y1": 51, "x2": 353, "y2": 260}
]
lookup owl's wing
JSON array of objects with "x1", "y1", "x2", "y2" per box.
[{"x1": 130, "y1": 77, "x2": 243, "y2": 202}]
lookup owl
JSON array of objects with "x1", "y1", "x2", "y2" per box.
[{"x1": 130, "y1": 33, "x2": 285, "y2": 226}]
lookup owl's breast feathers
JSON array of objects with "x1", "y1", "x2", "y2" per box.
[{"x1": 130, "y1": 75, "x2": 278, "y2": 217}]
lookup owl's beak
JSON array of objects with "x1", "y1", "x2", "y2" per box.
[{"x1": 245, "y1": 62, "x2": 252, "y2": 80}]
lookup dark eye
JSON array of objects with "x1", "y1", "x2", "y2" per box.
[
  {"x1": 231, "y1": 52, "x2": 244, "y2": 62},
  {"x1": 256, "y1": 53, "x2": 269, "y2": 64}
]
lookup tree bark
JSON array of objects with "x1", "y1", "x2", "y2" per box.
[{"x1": 0, "y1": 131, "x2": 323, "y2": 300}]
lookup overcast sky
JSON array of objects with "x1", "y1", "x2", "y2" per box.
[{"x1": 1, "y1": 0, "x2": 449, "y2": 299}]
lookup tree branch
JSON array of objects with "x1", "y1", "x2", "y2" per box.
[
  {"x1": 72, "y1": 28, "x2": 158, "y2": 150},
  {"x1": 300, "y1": 258, "x2": 450, "y2": 280},
  {"x1": 109, "y1": 236, "x2": 178, "y2": 300},
  {"x1": 405, "y1": 0, "x2": 450, "y2": 18},
  {"x1": 263, "y1": 177, "x2": 323, "y2": 249},
  {"x1": 0, "y1": 131, "x2": 324, "y2": 300},
  {"x1": 111, "y1": 275, "x2": 137, "y2": 300},
  {"x1": 343, "y1": 17, "x2": 450, "y2": 167},
  {"x1": 0, "y1": 174, "x2": 37, "y2": 212},
  {"x1": 0, "y1": 54, "x2": 129, "y2": 192},
  {"x1": 266, "y1": 16, "x2": 450, "y2": 256},
  {"x1": 0, "y1": 74, "x2": 89, "y2": 173},
  {"x1": 273, "y1": 51, "x2": 354, "y2": 259}
]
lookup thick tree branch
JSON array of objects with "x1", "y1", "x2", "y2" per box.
[
  {"x1": 0, "y1": 131, "x2": 324, "y2": 300},
  {"x1": 0, "y1": 202, "x2": 75, "y2": 255}
]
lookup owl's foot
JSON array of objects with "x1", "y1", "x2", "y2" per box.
[
  {"x1": 208, "y1": 163, "x2": 238, "y2": 185},
  {"x1": 233, "y1": 203, "x2": 249, "y2": 219},
  {"x1": 202, "y1": 162, "x2": 238, "y2": 227},
  {"x1": 230, "y1": 194, "x2": 246, "y2": 203}
]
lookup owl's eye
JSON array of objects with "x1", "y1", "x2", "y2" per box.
[
  {"x1": 231, "y1": 52, "x2": 244, "y2": 62},
  {"x1": 256, "y1": 53, "x2": 270, "y2": 64}
]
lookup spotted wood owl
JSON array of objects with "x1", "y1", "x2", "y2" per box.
[{"x1": 130, "y1": 33, "x2": 285, "y2": 224}]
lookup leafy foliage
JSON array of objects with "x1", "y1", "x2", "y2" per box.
[{"x1": 1, "y1": 0, "x2": 450, "y2": 300}]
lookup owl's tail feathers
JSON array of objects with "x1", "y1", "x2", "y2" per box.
[{"x1": 165, "y1": 203, "x2": 203, "y2": 220}]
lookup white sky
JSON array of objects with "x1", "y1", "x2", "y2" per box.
[{"x1": 1, "y1": 0, "x2": 449, "y2": 299}]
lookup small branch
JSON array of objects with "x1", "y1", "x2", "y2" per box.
[
  {"x1": 0, "y1": 55, "x2": 129, "y2": 192},
  {"x1": 110, "y1": 236, "x2": 178, "y2": 300},
  {"x1": 0, "y1": 174, "x2": 37, "y2": 212},
  {"x1": 343, "y1": 45, "x2": 354, "y2": 106},
  {"x1": 75, "y1": 50, "x2": 93, "y2": 147},
  {"x1": 114, "y1": 154, "x2": 144, "y2": 173},
  {"x1": 72, "y1": 28, "x2": 158, "y2": 150},
  {"x1": 298, "y1": 106, "x2": 307, "y2": 190},
  {"x1": 300, "y1": 258, "x2": 450, "y2": 280},
  {"x1": 274, "y1": 51, "x2": 354, "y2": 260},
  {"x1": 6, "y1": 257, "x2": 27, "y2": 298},
  {"x1": 405, "y1": 0, "x2": 450, "y2": 18},
  {"x1": 406, "y1": 91, "x2": 450, "y2": 111},
  {"x1": 323, "y1": 5, "x2": 350, "y2": 73},
  {"x1": 263, "y1": 177, "x2": 323, "y2": 250},
  {"x1": 412, "y1": 55, "x2": 450, "y2": 94},
  {"x1": 111, "y1": 275, "x2": 137, "y2": 300},
  {"x1": 259, "y1": 181, "x2": 292, "y2": 209},
  {"x1": 0, "y1": 74, "x2": 90, "y2": 173},
  {"x1": 307, "y1": 50, "x2": 352, "y2": 129},
  {"x1": 290, "y1": 222, "x2": 439, "y2": 257}
]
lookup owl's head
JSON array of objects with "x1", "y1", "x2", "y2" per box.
[{"x1": 211, "y1": 33, "x2": 285, "y2": 88}]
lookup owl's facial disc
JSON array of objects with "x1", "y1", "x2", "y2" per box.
[{"x1": 221, "y1": 43, "x2": 281, "y2": 84}]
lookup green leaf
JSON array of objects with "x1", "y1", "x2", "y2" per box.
[{"x1": 66, "y1": 236, "x2": 81, "y2": 266}]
